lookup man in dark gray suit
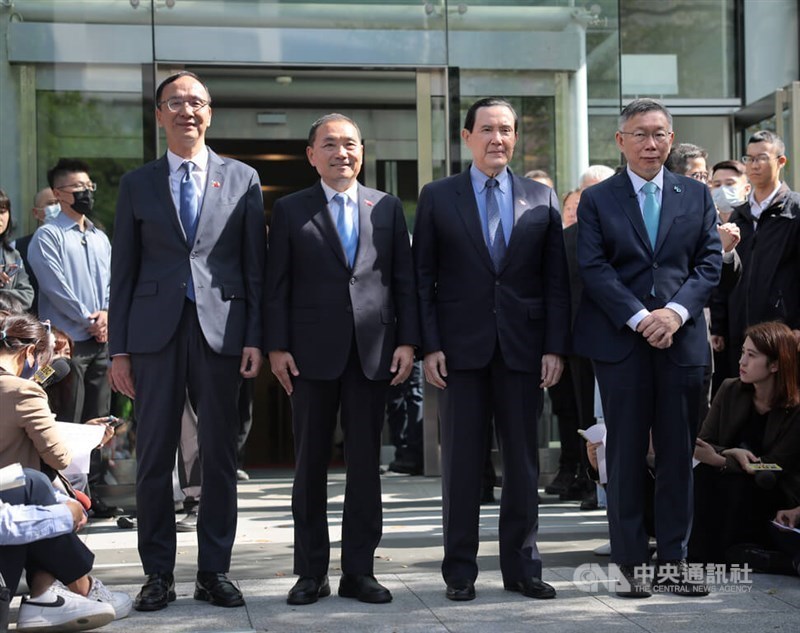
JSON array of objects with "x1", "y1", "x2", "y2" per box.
[
  {"x1": 413, "y1": 97, "x2": 571, "y2": 602},
  {"x1": 265, "y1": 113, "x2": 419, "y2": 606},
  {"x1": 108, "y1": 71, "x2": 265, "y2": 611}
]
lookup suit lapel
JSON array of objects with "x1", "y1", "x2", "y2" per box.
[
  {"x1": 308, "y1": 183, "x2": 349, "y2": 268},
  {"x1": 654, "y1": 171, "x2": 684, "y2": 255},
  {"x1": 612, "y1": 172, "x2": 653, "y2": 253},
  {"x1": 152, "y1": 155, "x2": 186, "y2": 243},
  {"x1": 352, "y1": 185, "x2": 376, "y2": 272},
  {"x1": 498, "y1": 174, "x2": 530, "y2": 273},
  {"x1": 454, "y1": 171, "x2": 495, "y2": 272},
  {"x1": 195, "y1": 150, "x2": 225, "y2": 241}
]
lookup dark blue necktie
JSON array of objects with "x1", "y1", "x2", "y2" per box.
[
  {"x1": 486, "y1": 178, "x2": 506, "y2": 269},
  {"x1": 334, "y1": 193, "x2": 357, "y2": 267},
  {"x1": 180, "y1": 161, "x2": 199, "y2": 300}
]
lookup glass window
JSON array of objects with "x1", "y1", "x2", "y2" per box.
[{"x1": 620, "y1": 0, "x2": 737, "y2": 99}]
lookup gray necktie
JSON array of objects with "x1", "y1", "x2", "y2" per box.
[{"x1": 486, "y1": 178, "x2": 506, "y2": 269}]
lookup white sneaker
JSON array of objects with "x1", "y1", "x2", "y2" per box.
[
  {"x1": 16, "y1": 586, "x2": 115, "y2": 632},
  {"x1": 86, "y1": 577, "x2": 133, "y2": 620},
  {"x1": 593, "y1": 541, "x2": 612, "y2": 556}
]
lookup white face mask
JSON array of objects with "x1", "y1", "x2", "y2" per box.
[
  {"x1": 712, "y1": 185, "x2": 745, "y2": 213},
  {"x1": 42, "y1": 203, "x2": 61, "y2": 223}
]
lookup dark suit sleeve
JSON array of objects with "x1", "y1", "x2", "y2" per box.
[
  {"x1": 542, "y1": 187, "x2": 572, "y2": 355},
  {"x1": 263, "y1": 197, "x2": 290, "y2": 352},
  {"x1": 109, "y1": 173, "x2": 141, "y2": 356},
  {"x1": 241, "y1": 170, "x2": 266, "y2": 350},
  {"x1": 390, "y1": 198, "x2": 420, "y2": 348},
  {"x1": 577, "y1": 188, "x2": 647, "y2": 328},
  {"x1": 669, "y1": 186, "x2": 722, "y2": 320},
  {"x1": 412, "y1": 184, "x2": 441, "y2": 355}
]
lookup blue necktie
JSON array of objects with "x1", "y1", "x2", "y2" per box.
[
  {"x1": 642, "y1": 181, "x2": 660, "y2": 250},
  {"x1": 334, "y1": 193, "x2": 357, "y2": 267},
  {"x1": 486, "y1": 178, "x2": 506, "y2": 270},
  {"x1": 180, "y1": 161, "x2": 199, "y2": 300}
]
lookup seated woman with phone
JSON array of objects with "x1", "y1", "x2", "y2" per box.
[{"x1": 690, "y1": 321, "x2": 800, "y2": 565}]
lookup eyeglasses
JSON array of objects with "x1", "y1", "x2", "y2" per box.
[
  {"x1": 56, "y1": 182, "x2": 96, "y2": 193},
  {"x1": 158, "y1": 97, "x2": 210, "y2": 113},
  {"x1": 688, "y1": 171, "x2": 709, "y2": 182},
  {"x1": 618, "y1": 130, "x2": 672, "y2": 144},
  {"x1": 741, "y1": 153, "x2": 782, "y2": 165}
]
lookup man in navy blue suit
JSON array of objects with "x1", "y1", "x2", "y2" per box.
[
  {"x1": 414, "y1": 97, "x2": 570, "y2": 602},
  {"x1": 573, "y1": 99, "x2": 721, "y2": 597}
]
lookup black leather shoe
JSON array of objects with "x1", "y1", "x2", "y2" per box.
[
  {"x1": 615, "y1": 565, "x2": 652, "y2": 598},
  {"x1": 133, "y1": 572, "x2": 176, "y2": 611},
  {"x1": 504, "y1": 577, "x2": 556, "y2": 599},
  {"x1": 652, "y1": 560, "x2": 709, "y2": 597},
  {"x1": 194, "y1": 572, "x2": 245, "y2": 607},
  {"x1": 338, "y1": 574, "x2": 392, "y2": 604},
  {"x1": 287, "y1": 576, "x2": 331, "y2": 605},
  {"x1": 445, "y1": 579, "x2": 476, "y2": 601}
]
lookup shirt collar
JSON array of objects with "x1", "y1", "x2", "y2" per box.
[
  {"x1": 748, "y1": 182, "x2": 783, "y2": 211},
  {"x1": 470, "y1": 164, "x2": 510, "y2": 192},
  {"x1": 321, "y1": 180, "x2": 359, "y2": 205},
  {"x1": 167, "y1": 146, "x2": 209, "y2": 174},
  {"x1": 627, "y1": 165, "x2": 664, "y2": 194},
  {"x1": 52, "y1": 211, "x2": 95, "y2": 232}
]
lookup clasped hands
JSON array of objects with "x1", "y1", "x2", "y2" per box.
[{"x1": 636, "y1": 307, "x2": 681, "y2": 349}]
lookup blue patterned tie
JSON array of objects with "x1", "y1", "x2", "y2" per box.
[
  {"x1": 180, "y1": 161, "x2": 199, "y2": 300},
  {"x1": 486, "y1": 178, "x2": 507, "y2": 269},
  {"x1": 334, "y1": 193, "x2": 357, "y2": 267},
  {"x1": 642, "y1": 181, "x2": 660, "y2": 250}
]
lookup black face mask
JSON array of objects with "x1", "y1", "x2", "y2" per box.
[{"x1": 71, "y1": 189, "x2": 94, "y2": 215}]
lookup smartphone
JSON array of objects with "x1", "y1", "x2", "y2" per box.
[
  {"x1": 106, "y1": 415, "x2": 126, "y2": 429},
  {"x1": 2, "y1": 263, "x2": 19, "y2": 278}
]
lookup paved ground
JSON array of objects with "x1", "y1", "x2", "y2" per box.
[{"x1": 7, "y1": 470, "x2": 800, "y2": 632}]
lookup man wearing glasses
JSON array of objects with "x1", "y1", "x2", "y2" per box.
[
  {"x1": 109, "y1": 72, "x2": 265, "y2": 612},
  {"x1": 28, "y1": 159, "x2": 112, "y2": 428},
  {"x1": 574, "y1": 98, "x2": 721, "y2": 597},
  {"x1": 719, "y1": 130, "x2": 800, "y2": 366}
]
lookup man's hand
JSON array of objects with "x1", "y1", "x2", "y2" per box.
[
  {"x1": 540, "y1": 354, "x2": 564, "y2": 388},
  {"x1": 269, "y1": 350, "x2": 299, "y2": 396},
  {"x1": 710, "y1": 335, "x2": 726, "y2": 352},
  {"x1": 87, "y1": 310, "x2": 108, "y2": 343},
  {"x1": 717, "y1": 223, "x2": 741, "y2": 253},
  {"x1": 775, "y1": 506, "x2": 800, "y2": 528},
  {"x1": 721, "y1": 447, "x2": 759, "y2": 474},
  {"x1": 389, "y1": 345, "x2": 415, "y2": 386},
  {"x1": 108, "y1": 355, "x2": 135, "y2": 399},
  {"x1": 637, "y1": 308, "x2": 681, "y2": 349},
  {"x1": 240, "y1": 347, "x2": 262, "y2": 379},
  {"x1": 423, "y1": 351, "x2": 448, "y2": 389},
  {"x1": 65, "y1": 498, "x2": 87, "y2": 532},
  {"x1": 85, "y1": 417, "x2": 115, "y2": 447}
]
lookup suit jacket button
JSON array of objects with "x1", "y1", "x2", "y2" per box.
[
  {"x1": 190, "y1": 252, "x2": 197, "y2": 259},
  {"x1": 495, "y1": 280, "x2": 501, "y2": 286},
  {"x1": 492, "y1": 308, "x2": 497, "y2": 314},
  {"x1": 180, "y1": 282, "x2": 187, "y2": 288},
  {"x1": 652, "y1": 262, "x2": 659, "y2": 269},
  {"x1": 350, "y1": 277, "x2": 356, "y2": 285}
]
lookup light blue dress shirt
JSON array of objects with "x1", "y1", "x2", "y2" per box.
[
  {"x1": 27, "y1": 213, "x2": 111, "y2": 343},
  {"x1": 470, "y1": 164, "x2": 513, "y2": 247},
  {"x1": 0, "y1": 500, "x2": 73, "y2": 546}
]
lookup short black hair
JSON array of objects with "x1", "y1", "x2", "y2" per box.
[
  {"x1": 711, "y1": 159, "x2": 746, "y2": 178},
  {"x1": 307, "y1": 113, "x2": 362, "y2": 146},
  {"x1": 747, "y1": 130, "x2": 785, "y2": 156},
  {"x1": 47, "y1": 158, "x2": 91, "y2": 189},
  {"x1": 665, "y1": 143, "x2": 708, "y2": 175},
  {"x1": 463, "y1": 97, "x2": 518, "y2": 133},
  {"x1": 156, "y1": 71, "x2": 211, "y2": 106}
]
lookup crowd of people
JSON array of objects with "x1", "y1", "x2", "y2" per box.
[{"x1": 1, "y1": 72, "x2": 800, "y2": 631}]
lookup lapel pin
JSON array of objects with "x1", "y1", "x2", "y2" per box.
[
  {"x1": 365, "y1": 200, "x2": 373, "y2": 207},
  {"x1": 212, "y1": 181, "x2": 221, "y2": 188},
  {"x1": 518, "y1": 199, "x2": 527, "y2": 206},
  {"x1": 673, "y1": 185, "x2": 681, "y2": 193}
]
